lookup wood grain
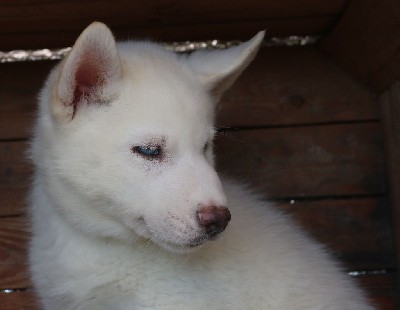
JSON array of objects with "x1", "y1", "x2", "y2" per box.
[
  {"x1": 0, "y1": 141, "x2": 31, "y2": 217},
  {"x1": 218, "y1": 47, "x2": 378, "y2": 127},
  {"x1": 319, "y1": 0, "x2": 400, "y2": 93},
  {"x1": 0, "y1": 61, "x2": 52, "y2": 140},
  {"x1": 2, "y1": 18, "x2": 337, "y2": 51},
  {"x1": 0, "y1": 0, "x2": 348, "y2": 49},
  {"x1": 0, "y1": 47, "x2": 378, "y2": 140},
  {"x1": 277, "y1": 198, "x2": 395, "y2": 270},
  {"x1": 0, "y1": 217, "x2": 30, "y2": 289},
  {"x1": 0, "y1": 290, "x2": 39, "y2": 310},
  {"x1": 380, "y1": 81, "x2": 400, "y2": 294},
  {"x1": 215, "y1": 123, "x2": 386, "y2": 198},
  {"x1": 358, "y1": 272, "x2": 398, "y2": 310}
]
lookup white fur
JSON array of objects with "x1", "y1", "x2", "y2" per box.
[{"x1": 29, "y1": 22, "x2": 374, "y2": 309}]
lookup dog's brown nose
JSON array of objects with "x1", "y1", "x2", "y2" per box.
[{"x1": 198, "y1": 206, "x2": 231, "y2": 238}]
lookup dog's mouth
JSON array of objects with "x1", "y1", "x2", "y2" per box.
[
  {"x1": 156, "y1": 237, "x2": 210, "y2": 253},
  {"x1": 187, "y1": 236, "x2": 209, "y2": 248},
  {"x1": 131, "y1": 216, "x2": 213, "y2": 253}
]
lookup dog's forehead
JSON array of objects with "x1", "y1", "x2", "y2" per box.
[
  {"x1": 115, "y1": 43, "x2": 215, "y2": 128},
  {"x1": 118, "y1": 42, "x2": 202, "y2": 96}
]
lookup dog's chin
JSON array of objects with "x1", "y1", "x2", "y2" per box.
[
  {"x1": 128, "y1": 218, "x2": 205, "y2": 253},
  {"x1": 152, "y1": 236, "x2": 209, "y2": 254},
  {"x1": 129, "y1": 217, "x2": 212, "y2": 254}
]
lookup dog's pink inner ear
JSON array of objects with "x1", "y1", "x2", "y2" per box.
[
  {"x1": 69, "y1": 52, "x2": 107, "y2": 117},
  {"x1": 76, "y1": 61, "x2": 101, "y2": 94},
  {"x1": 54, "y1": 22, "x2": 121, "y2": 120},
  {"x1": 73, "y1": 54, "x2": 104, "y2": 101}
]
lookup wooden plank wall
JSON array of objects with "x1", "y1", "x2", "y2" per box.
[
  {"x1": 381, "y1": 82, "x2": 400, "y2": 307},
  {"x1": 319, "y1": 0, "x2": 400, "y2": 94},
  {"x1": 0, "y1": 0, "x2": 348, "y2": 50},
  {"x1": 0, "y1": 46, "x2": 396, "y2": 309},
  {"x1": 318, "y1": 0, "x2": 400, "y2": 305}
]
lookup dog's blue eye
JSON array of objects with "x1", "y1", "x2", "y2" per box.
[{"x1": 132, "y1": 145, "x2": 162, "y2": 158}]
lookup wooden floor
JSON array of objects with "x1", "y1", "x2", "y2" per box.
[{"x1": 0, "y1": 46, "x2": 397, "y2": 309}]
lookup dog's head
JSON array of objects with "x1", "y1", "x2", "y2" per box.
[{"x1": 32, "y1": 22, "x2": 263, "y2": 253}]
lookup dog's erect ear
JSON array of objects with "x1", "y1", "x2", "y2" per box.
[
  {"x1": 185, "y1": 31, "x2": 265, "y2": 100},
  {"x1": 53, "y1": 22, "x2": 122, "y2": 120}
]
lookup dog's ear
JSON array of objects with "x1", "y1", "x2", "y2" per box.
[
  {"x1": 53, "y1": 22, "x2": 122, "y2": 120},
  {"x1": 185, "y1": 31, "x2": 265, "y2": 100}
]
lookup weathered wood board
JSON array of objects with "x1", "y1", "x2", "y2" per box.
[
  {"x1": 0, "y1": 0, "x2": 348, "y2": 49},
  {"x1": 319, "y1": 0, "x2": 400, "y2": 93},
  {"x1": 216, "y1": 124, "x2": 385, "y2": 198}
]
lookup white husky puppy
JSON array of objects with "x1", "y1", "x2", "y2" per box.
[{"x1": 29, "y1": 22, "x2": 373, "y2": 309}]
